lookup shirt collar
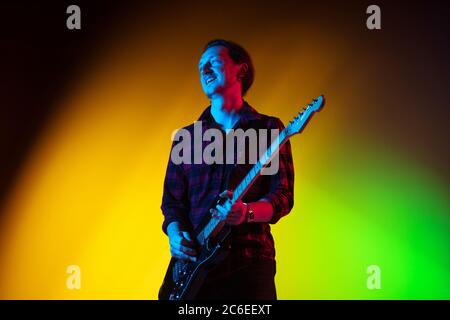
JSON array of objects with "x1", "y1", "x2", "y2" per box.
[{"x1": 198, "y1": 101, "x2": 261, "y2": 128}]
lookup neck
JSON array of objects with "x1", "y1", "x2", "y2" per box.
[{"x1": 210, "y1": 94, "x2": 244, "y2": 130}]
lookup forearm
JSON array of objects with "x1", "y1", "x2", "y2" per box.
[{"x1": 246, "y1": 200, "x2": 274, "y2": 223}]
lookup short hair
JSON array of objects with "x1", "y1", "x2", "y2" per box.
[{"x1": 203, "y1": 39, "x2": 255, "y2": 96}]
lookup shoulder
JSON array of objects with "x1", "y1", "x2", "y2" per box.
[
  {"x1": 253, "y1": 111, "x2": 286, "y2": 130},
  {"x1": 177, "y1": 122, "x2": 196, "y2": 133},
  {"x1": 245, "y1": 101, "x2": 286, "y2": 129}
]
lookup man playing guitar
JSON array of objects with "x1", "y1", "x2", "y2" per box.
[{"x1": 161, "y1": 39, "x2": 295, "y2": 299}]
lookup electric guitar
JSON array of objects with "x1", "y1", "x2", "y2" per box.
[{"x1": 159, "y1": 95, "x2": 325, "y2": 300}]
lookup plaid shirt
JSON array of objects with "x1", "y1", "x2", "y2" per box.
[{"x1": 161, "y1": 101, "x2": 294, "y2": 260}]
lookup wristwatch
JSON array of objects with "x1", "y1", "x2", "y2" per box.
[{"x1": 245, "y1": 203, "x2": 255, "y2": 223}]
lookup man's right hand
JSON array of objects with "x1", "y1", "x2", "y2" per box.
[{"x1": 167, "y1": 222, "x2": 197, "y2": 262}]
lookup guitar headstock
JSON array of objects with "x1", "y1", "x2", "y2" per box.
[{"x1": 285, "y1": 95, "x2": 325, "y2": 137}]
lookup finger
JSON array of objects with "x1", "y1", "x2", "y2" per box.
[
  {"x1": 170, "y1": 235, "x2": 194, "y2": 248},
  {"x1": 216, "y1": 205, "x2": 229, "y2": 215},
  {"x1": 210, "y1": 208, "x2": 219, "y2": 218},
  {"x1": 179, "y1": 237, "x2": 196, "y2": 248},
  {"x1": 219, "y1": 190, "x2": 228, "y2": 198},
  {"x1": 214, "y1": 204, "x2": 227, "y2": 215},
  {"x1": 171, "y1": 248, "x2": 197, "y2": 262},
  {"x1": 181, "y1": 231, "x2": 194, "y2": 243},
  {"x1": 223, "y1": 200, "x2": 232, "y2": 210},
  {"x1": 180, "y1": 232, "x2": 194, "y2": 246},
  {"x1": 170, "y1": 243, "x2": 197, "y2": 256},
  {"x1": 219, "y1": 190, "x2": 233, "y2": 198},
  {"x1": 214, "y1": 209, "x2": 227, "y2": 220},
  {"x1": 173, "y1": 243, "x2": 197, "y2": 256}
]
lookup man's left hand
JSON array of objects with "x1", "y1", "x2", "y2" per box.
[{"x1": 210, "y1": 190, "x2": 246, "y2": 225}]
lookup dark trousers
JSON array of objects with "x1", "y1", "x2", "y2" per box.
[{"x1": 195, "y1": 253, "x2": 277, "y2": 300}]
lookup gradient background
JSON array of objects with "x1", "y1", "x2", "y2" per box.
[{"x1": 0, "y1": 0, "x2": 449, "y2": 299}]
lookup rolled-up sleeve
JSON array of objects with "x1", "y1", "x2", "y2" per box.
[
  {"x1": 262, "y1": 118, "x2": 295, "y2": 224},
  {"x1": 161, "y1": 139, "x2": 190, "y2": 234}
]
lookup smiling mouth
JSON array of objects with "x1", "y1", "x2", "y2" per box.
[{"x1": 205, "y1": 77, "x2": 216, "y2": 85}]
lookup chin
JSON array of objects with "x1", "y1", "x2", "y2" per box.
[
  {"x1": 204, "y1": 87, "x2": 220, "y2": 99},
  {"x1": 203, "y1": 90, "x2": 214, "y2": 99}
]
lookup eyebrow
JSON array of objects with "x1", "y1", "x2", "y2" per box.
[{"x1": 198, "y1": 54, "x2": 222, "y2": 70}]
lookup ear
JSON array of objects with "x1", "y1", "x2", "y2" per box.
[{"x1": 238, "y1": 63, "x2": 248, "y2": 80}]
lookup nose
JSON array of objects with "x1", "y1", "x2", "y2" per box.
[{"x1": 202, "y1": 62, "x2": 213, "y2": 75}]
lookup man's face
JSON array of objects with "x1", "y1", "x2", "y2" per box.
[{"x1": 198, "y1": 46, "x2": 242, "y2": 98}]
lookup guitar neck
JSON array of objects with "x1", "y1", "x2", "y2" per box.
[
  {"x1": 194, "y1": 94, "x2": 325, "y2": 245},
  {"x1": 231, "y1": 128, "x2": 288, "y2": 203},
  {"x1": 196, "y1": 128, "x2": 288, "y2": 244}
]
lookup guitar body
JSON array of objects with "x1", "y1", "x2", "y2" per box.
[{"x1": 158, "y1": 210, "x2": 232, "y2": 300}]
